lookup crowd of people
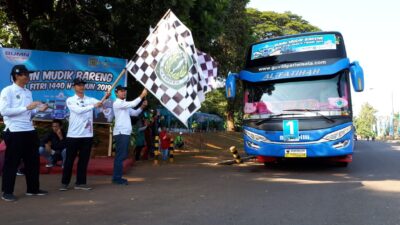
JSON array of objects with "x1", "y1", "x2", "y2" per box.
[{"x1": 0, "y1": 64, "x2": 185, "y2": 202}]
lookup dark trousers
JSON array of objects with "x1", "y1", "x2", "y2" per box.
[
  {"x1": 2, "y1": 130, "x2": 40, "y2": 194},
  {"x1": 113, "y1": 135, "x2": 130, "y2": 181},
  {"x1": 61, "y1": 137, "x2": 93, "y2": 185},
  {"x1": 134, "y1": 145, "x2": 144, "y2": 161}
]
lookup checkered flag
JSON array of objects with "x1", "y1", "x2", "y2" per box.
[
  {"x1": 196, "y1": 49, "x2": 218, "y2": 94},
  {"x1": 126, "y1": 10, "x2": 204, "y2": 126}
]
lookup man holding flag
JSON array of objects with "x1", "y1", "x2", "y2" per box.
[
  {"x1": 112, "y1": 85, "x2": 147, "y2": 185},
  {"x1": 59, "y1": 78, "x2": 110, "y2": 191}
]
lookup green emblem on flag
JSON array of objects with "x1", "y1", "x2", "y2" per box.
[{"x1": 156, "y1": 44, "x2": 191, "y2": 89}]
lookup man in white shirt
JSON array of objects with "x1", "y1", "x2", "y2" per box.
[
  {"x1": 112, "y1": 85, "x2": 147, "y2": 185},
  {"x1": 0, "y1": 65, "x2": 48, "y2": 202},
  {"x1": 59, "y1": 78, "x2": 110, "y2": 191}
]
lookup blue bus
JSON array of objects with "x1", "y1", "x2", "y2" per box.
[{"x1": 226, "y1": 32, "x2": 364, "y2": 166}]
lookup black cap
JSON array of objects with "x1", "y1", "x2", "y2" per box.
[
  {"x1": 11, "y1": 65, "x2": 32, "y2": 75},
  {"x1": 72, "y1": 78, "x2": 87, "y2": 86},
  {"x1": 115, "y1": 85, "x2": 127, "y2": 92}
]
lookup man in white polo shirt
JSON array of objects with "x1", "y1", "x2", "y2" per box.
[
  {"x1": 60, "y1": 78, "x2": 110, "y2": 191},
  {"x1": 112, "y1": 85, "x2": 147, "y2": 185},
  {"x1": 0, "y1": 65, "x2": 48, "y2": 202}
]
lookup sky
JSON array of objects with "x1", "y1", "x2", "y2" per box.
[{"x1": 247, "y1": 0, "x2": 400, "y2": 116}]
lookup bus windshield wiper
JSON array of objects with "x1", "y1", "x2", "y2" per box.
[
  {"x1": 255, "y1": 113, "x2": 301, "y2": 125},
  {"x1": 283, "y1": 109, "x2": 335, "y2": 123}
]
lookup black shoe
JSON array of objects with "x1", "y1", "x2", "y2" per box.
[
  {"x1": 26, "y1": 189, "x2": 49, "y2": 196},
  {"x1": 112, "y1": 178, "x2": 128, "y2": 185},
  {"x1": 74, "y1": 184, "x2": 93, "y2": 190},
  {"x1": 2, "y1": 193, "x2": 17, "y2": 202},
  {"x1": 59, "y1": 184, "x2": 69, "y2": 191}
]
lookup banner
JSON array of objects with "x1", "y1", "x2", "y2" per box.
[
  {"x1": 126, "y1": 10, "x2": 205, "y2": 126},
  {"x1": 0, "y1": 48, "x2": 127, "y2": 123}
]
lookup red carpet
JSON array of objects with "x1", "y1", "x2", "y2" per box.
[{"x1": 39, "y1": 156, "x2": 134, "y2": 175}]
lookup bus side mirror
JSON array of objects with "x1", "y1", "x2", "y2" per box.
[
  {"x1": 350, "y1": 61, "x2": 364, "y2": 92},
  {"x1": 226, "y1": 72, "x2": 238, "y2": 99}
]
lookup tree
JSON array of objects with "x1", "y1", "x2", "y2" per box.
[
  {"x1": 0, "y1": 9, "x2": 20, "y2": 47},
  {"x1": 205, "y1": 0, "x2": 252, "y2": 131},
  {"x1": 246, "y1": 8, "x2": 320, "y2": 41},
  {"x1": 0, "y1": 0, "x2": 233, "y2": 57},
  {"x1": 354, "y1": 103, "x2": 377, "y2": 138}
]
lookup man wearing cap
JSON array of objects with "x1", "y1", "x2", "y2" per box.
[
  {"x1": 59, "y1": 78, "x2": 110, "y2": 191},
  {"x1": 0, "y1": 64, "x2": 49, "y2": 202},
  {"x1": 112, "y1": 85, "x2": 147, "y2": 185}
]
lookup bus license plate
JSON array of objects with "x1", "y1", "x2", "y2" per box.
[{"x1": 284, "y1": 149, "x2": 307, "y2": 158}]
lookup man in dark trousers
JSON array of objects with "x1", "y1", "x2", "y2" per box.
[
  {"x1": 0, "y1": 65, "x2": 49, "y2": 201},
  {"x1": 59, "y1": 78, "x2": 109, "y2": 191},
  {"x1": 112, "y1": 85, "x2": 147, "y2": 185}
]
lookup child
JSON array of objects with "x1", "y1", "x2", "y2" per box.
[{"x1": 159, "y1": 126, "x2": 170, "y2": 161}]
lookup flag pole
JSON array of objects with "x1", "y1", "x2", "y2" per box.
[
  {"x1": 100, "y1": 68, "x2": 126, "y2": 103},
  {"x1": 100, "y1": 67, "x2": 126, "y2": 157},
  {"x1": 155, "y1": 9, "x2": 172, "y2": 27}
]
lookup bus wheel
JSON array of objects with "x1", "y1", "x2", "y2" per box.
[
  {"x1": 336, "y1": 162, "x2": 348, "y2": 167},
  {"x1": 263, "y1": 159, "x2": 282, "y2": 167}
]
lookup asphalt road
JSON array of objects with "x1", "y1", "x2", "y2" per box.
[{"x1": 1, "y1": 140, "x2": 400, "y2": 225}]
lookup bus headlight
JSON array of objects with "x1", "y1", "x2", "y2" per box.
[
  {"x1": 246, "y1": 141, "x2": 261, "y2": 149},
  {"x1": 244, "y1": 129, "x2": 269, "y2": 143},
  {"x1": 322, "y1": 125, "x2": 352, "y2": 141}
]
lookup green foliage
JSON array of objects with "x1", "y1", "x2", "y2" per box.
[
  {"x1": 354, "y1": 103, "x2": 377, "y2": 138},
  {"x1": 200, "y1": 0, "x2": 251, "y2": 131},
  {"x1": 0, "y1": 10, "x2": 20, "y2": 47},
  {"x1": 200, "y1": 88, "x2": 227, "y2": 117},
  {"x1": 0, "y1": 0, "x2": 234, "y2": 59},
  {"x1": 246, "y1": 8, "x2": 320, "y2": 41}
]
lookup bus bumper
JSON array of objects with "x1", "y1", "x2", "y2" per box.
[{"x1": 244, "y1": 133, "x2": 354, "y2": 160}]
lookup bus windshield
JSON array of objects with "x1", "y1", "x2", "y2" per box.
[{"x1": 243, "y1": 72, "x2": 350, "y2": 119}]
